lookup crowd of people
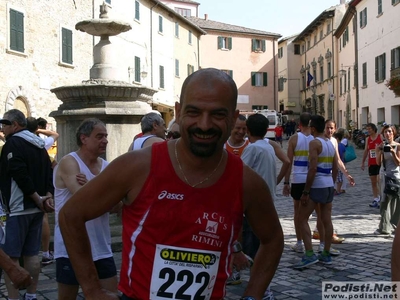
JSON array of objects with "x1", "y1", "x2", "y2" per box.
[{"x1": 0, "y1": 68, "x2": 399, "y2": 300}]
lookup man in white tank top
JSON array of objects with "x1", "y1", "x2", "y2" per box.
[
  {"x1": 53, "y1": 118, "x2": 120, "y2": 300},
  {"x1": 128, "y1": 112, "x2": 166, "y2": 151}
]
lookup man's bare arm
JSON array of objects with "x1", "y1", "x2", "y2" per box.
[
  {"x1": 269, "y1": 140, "x2": 291, "y2": 184},
  {"x1": 56, "y1": 156, "x2": 84, "y2": 194},
  {"x1": 59, "y1": 149, "x2": 151, "y2": 299},
  {"x1": 241, "y1": 165, "x2": 284, "y2": 299},
  {"x1": 36, "y1": 128, "x2": 59, "y2": 141},
  {"x1": 283, "y1": 135, "x2": 297, "y2": 197},
  {"x1": 361, "y1": 136, "x2": 369, "y2": 170},
  {"x1": 0, "y1": 249, "x2": 32, "y2": 289}
]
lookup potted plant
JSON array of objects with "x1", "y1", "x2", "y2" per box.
[{"x1": 386, "y1": 75, "x2": 400, "y2": 96}]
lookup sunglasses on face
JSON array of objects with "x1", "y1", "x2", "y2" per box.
[{"x1": 166, "y1": 131, "x2": 181, "y2": 139}]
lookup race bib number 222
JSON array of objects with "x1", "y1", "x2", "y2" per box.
[{"x1": 149, "y1": 244, "x2": 220, "y2": 300}]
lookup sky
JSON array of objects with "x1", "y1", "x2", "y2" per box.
[{"x1": 197, "y1": 0, "x2": 343, "y2": 38}]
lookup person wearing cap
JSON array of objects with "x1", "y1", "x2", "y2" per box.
[{"x1": 0, "y1": 109, "x2": 54, "y2": 300}]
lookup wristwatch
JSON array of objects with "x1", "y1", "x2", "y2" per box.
[
  {"x1": 232, "y1": 241, "x2": 242, "y2": 253},
  {"x1": 302, "y1": 190, "x2": 310, "y2": 195},
  {"x1": 240, "y1": 297, "x2": 257, "y2": 300}
]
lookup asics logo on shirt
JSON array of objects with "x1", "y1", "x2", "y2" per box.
[{"x1": 158, "y1": 190, "x2": 184, "y2": 200}]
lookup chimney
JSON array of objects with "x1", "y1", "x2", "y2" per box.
[{"x1": 204, "y1": 14, "x2": 208, "y2": 20}]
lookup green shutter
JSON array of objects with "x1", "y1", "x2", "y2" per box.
[
  {"x1": 62, "y1": 28, "x2": 73, "y2": 64},
  {"x1": 375, "y1": 56, "x2": 378, "y2": 81},
  {"x1": 175, "y1": 59, "x2": 179, "y2": 77},
  {"x1": 359, "y1": 11, "x2": 362, "y2": 27},
  {"x1": 365, "y1": 8, "x2": 367, "y2": 26},
  {"x1": 251, "y1": 72, "x2": 256, "y2": 86},
  {"x1": 218, "y1": 36, "x2": 222, "y2": 49},
  {"x1": 251, "y1": 39, "x2": 256, "y2": 52},
  {"x1": 160, "y1": 65, "x2": 164, "y2": 88},
  {"x1": 261, "y1": 40, "x2": 266, "y2": 52},
  {"x1": 228, "y1": 37, "x2": 232, "y2": 50},
  {"x1": 159, "y1": 16, "x2": 163, "y2": 32},
  {"x1": 383, "y1": 53, "x2": 386, "y2": 80},
  {"x1": 392, "y1": 49, "x2": 396, "y2": 70},
  {"x1": 263, "y1": 72, "x2": 268, "y2": 86},
  {"x1": 10, "y1": 9, "x2": 24, "y2": 52},
  {"x1": 135, "y1": 0, "x2": 140, "y2": 20},
  {"x1": 135, "y1": 56, "x2": 141, "y2": 82},
  {"x1": 229, "y1": 70, "x2": 233, "y2": 78}
]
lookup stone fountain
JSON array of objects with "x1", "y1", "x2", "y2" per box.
[{"x1": 51, "y1": 4, "x2": 157, "y2": 161}]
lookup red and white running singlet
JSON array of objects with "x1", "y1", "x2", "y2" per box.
[
  {"x1": 367, "y1": 134, "x2": 383, "y2": 166},
  {"x1": 119, "y1": 141, "x2": 243, "y2": 300}
]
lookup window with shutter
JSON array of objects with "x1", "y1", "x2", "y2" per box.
[
  {"x1": 348, "y1": 69, "x2": 350, "y2": 90},
  {"x1": 188, "y1": 31, "x2": 192, "y2": 44},
  {"x1": 362, "y1": 62, "x2": 367, "y2": 87},
  {"x1": 9, "y1": 9, "x2": 24, "y2": 53},
  {"x1": 62, "y1": 28, "x2": 73, "y2": 64},
  {"x1": 159, "y1": 16, "x2": 163, "y2": 33},
  {"x1": 135, "y1": 1, "x2": 140, "y2": 20},
  {"x1": 391, "y1": 47, "x2": 400, "y2": 69},
  {"x1": 135, "y1": 56, "x2": 141, "y2": 82},
  {"x1": 251, "y1": 39, "x2": 265, "y2": 52},
  {"x1": 378, "y1": 0, "x2": 383, "y2": 14},
  {"x1": 175, "y1": 59, "x2": 179, "y2": 77},
  {"x1": 159, "y1": 65, "x2": 165, "y2": 88},
  {"x1": 251, "y1": 72, "x2": 267, "y2": 86},
  {"x1": 175, "y1": 22, "x2": 179, "y2": 38},
  {"x1": 375, "y1": 53, "x2": 386, "y2": 82}
]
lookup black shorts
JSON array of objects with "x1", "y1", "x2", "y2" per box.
[
  {"x1": 291, "y1": 183, "x2": 306, "y2": 201},
  {"x1": 369, "y1": 165, "x2": 381, "y2": 176},
  {"x1": 310, "y1": 187, "x2": 334, "y2": 204},
  {"x1": 56, "y1": 256, "x2": 116, "y2": 285}
]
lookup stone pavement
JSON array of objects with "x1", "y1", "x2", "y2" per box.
[{"x1": 0, "y1": 140, "x2": 393, "y2": 299}]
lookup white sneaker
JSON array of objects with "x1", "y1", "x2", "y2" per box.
[
  {"x1": 318, "y1": 243, "x2": 340, "y2": 256},
  {"x1": 290, "y1": 243, "x2": 305, "y2": 253}
]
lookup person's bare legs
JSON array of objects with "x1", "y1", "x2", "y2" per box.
[
  {"x1": 58, "y1": 276, "x2": 117, "y2": 300},
  {"x1": 319, "y1": 203, "x2": 333, "y2": 252},
  {"x1": 299, "y1": 200, "x2": 317, "y2": 251},
  {"x1": 58, "y1": 283, "x2": 80, "y2": 300},
  {"x1": 41, "y1": 213, "x2": 50, "y2": 253},
  {"x1": 315, "y1": 204, "x2": 325, "y2": 244},
  {"x1": 100, "y1": 276, "x2": 118, "y2": 293},
  {"x1": 293, "y1": 199, "x2": 302, "y2": 241},
  {"x1": 23, "y1": 255, "x2": 40, "y2": 294},
  {"x1": 4, "y1": 256, "x2": 40, "y2": 298},
  {"x1": 370, "y1": 175, "x2": 380, "y2": 199}
]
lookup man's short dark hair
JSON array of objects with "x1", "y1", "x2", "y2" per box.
[
  {"x1": 76, "y1": 118, "x2": 106, "y2": 147},
  {"x1": 310, "y1": 115, "x2": 325, "y2": 133},
  {"x1": 37, "y1": 117, "x2": 48, "y2": 129},
  {"x1": 333, "y1": 131, "x2": 343, "y2": 141},
  {"x1": 246, "y1": 114, "x2": 269, "y2": 138},
  {"x1": 299, "y1": 113, "x2": 311, "y2": 127},
  {"x1": 26, "y1": 117, "x2": 38, "y2": 133},
  {"x1": 366, "y1": 123, "x2": 377, "y2": 133}
]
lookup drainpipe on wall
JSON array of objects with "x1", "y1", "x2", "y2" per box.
[
  {"x1": 150, "y1": 1, "x2": 160, "y2": 88},
  {"x1": 331, "y1": 17, "x2": 336, "y2": 121},
  {"x1": 304, "y1": 40, "x2": 307, "y2": 112},
  {"x1": 273, "y1": 39, "x2": 277, "y2": 110},
  {"x1": 353, "y1": 7, "x2": 360, "y2": 129}
]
